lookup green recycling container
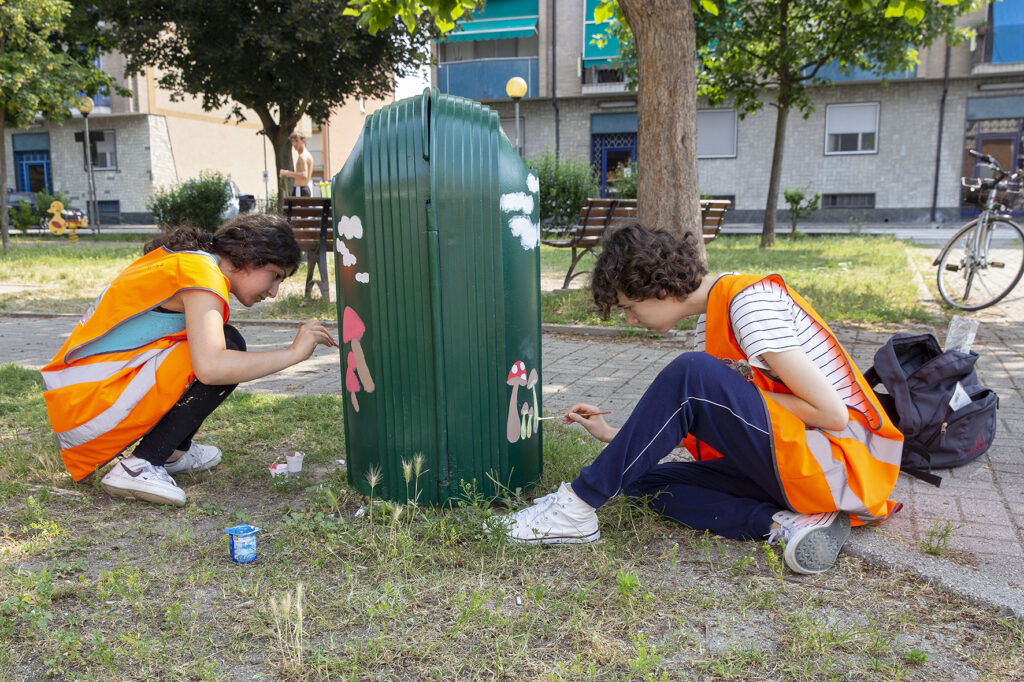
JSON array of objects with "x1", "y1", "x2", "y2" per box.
[{"x1": 331, "y1": 88, "x2": 542, "y2": 505}]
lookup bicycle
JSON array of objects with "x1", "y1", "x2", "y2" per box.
[{"x1": 934, "y1": 149, "x2": 1024, "y2": 310}]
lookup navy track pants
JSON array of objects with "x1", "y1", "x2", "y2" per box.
[
  {"x1": 133, "y1": 324, "x2": 244, "y2": 466},
  {"x1": 570, "y1": 352, "x2": 790, "y2": 540}
]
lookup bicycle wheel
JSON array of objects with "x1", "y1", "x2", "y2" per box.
[{"x1": 936, "y1": 216, "x2": 1024, "y2": 310}]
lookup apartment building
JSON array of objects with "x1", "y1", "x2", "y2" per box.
[
  {"x1": 3, "y1": 52, "x2": 389, "y2": 224},
  {"x1": 433, "y1": 0, "x2": 1024, "y2": 223}
]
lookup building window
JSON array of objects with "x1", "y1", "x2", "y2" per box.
[
  {"x1": 825, "y1": 103, "x2": 879, "y2": 155},
  {"x1": 583, "y1": 0, "x2": 621, "y2": 70},
  {"x1": 75, "y1": 130, "x2": 117, "y2": 170},
  {"x1": 822, "y1": 193, "x2": 875, "y2": 209},
  {"x1": 697, "y1": 109, "x2": 737, "y2": 159},
  {"x1": 11, "y1": 133, "x2": 52, "y2": 193}
]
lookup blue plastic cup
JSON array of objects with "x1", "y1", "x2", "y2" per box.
[{"x1": 222, "y1": 524, "x2": 263, "y2": 563}]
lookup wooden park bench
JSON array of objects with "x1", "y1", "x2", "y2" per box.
[
  {"x1": 282, "y1": 196, "x2": 331, "y2": 301},
  {"x1": 541, "y1": 197, "x2": 730, "y2": 290}
]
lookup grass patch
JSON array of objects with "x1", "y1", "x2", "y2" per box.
[
  {"x1": 706, "y1": 235, "x2": 932, "y2": 324},
  {"x1": 3, "y1": 234, "x2": 932, "y2": 325},
  {"x1": 0, "y1": 242, "x2": 335, "y2": 319},
  {"x1": 540, "y1": 235, "x2": 934, "y2": 327},
  {"x1": 1, "y1": 364, "x2": 1023, "y2": 679}
]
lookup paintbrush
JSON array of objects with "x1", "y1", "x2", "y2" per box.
[{"x1": 537, "y1": 410, "x2": 611, "y2": 421}]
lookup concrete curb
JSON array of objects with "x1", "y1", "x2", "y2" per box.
[{"x1": 845, "y1": 531, "x2": 1024, "y2": 622}]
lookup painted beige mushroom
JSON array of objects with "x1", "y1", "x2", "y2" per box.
[
  {"x1": 343, "y1": 306, "x2": 375, "y2": 392},
  {"x1": 506, "y1": 361, "x2": 528, "y2": 443},
  {"x1": 345, "y1": 351, "x2": 361, "y2": 412},
  {"x1": 526, "y1": 368, "x2": 539, "y2": 437}
]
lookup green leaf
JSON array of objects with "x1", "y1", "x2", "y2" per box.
[
  {"x1": 884, "y1": 1, "x2": 906, "y2": 18},
  {"x1": 903, "y1": 0, "x2": 925, "y2": 24},
  {"x1": 700, "y1": 0, "x2": 719, "y2": 16},
  {"x1": 593, "y1": 0, "x2": 615, "y2": 24}
]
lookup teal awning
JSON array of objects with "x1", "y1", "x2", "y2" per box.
[
  {"x1": 582, "y1": 0, "x2": 621, "y2": 67},
  {"x1": 443, "y1": 16, "x2": 538, "y2": 43},
  {"x1": 441, "y1": 0, "x2": 539, "y2": 43}
]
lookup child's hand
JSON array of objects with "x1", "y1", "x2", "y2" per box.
[
  {"x1": 563, "y1": 403, "x2": 618, "y2": 443},
  {"x1": 290, "y1": 320, "x2": 337, "y2": 360}
]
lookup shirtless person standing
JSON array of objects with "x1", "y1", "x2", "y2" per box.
[{"x1": 279, "y1": 131, "x2": 314, "y2": 197}]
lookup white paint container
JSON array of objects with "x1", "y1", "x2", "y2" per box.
[{"x1": 286, "y1": 451, "x2": 305, "y2": 473}]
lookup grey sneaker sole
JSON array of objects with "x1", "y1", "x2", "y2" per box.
[
  {"x1": 512, "y1": 529, "x2": 601, "y2": 545},
  {"x1": 102, "y1": 479, "x2": 186, "y2": 507},
  {"x1": 784, "y1": 512, "x2": 851, "y2": 574}
]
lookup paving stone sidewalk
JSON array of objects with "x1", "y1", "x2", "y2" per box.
[{"x1": 3, "y1": 284, "x2": 1023, "y2": 618}]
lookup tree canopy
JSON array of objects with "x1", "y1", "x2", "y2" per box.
[
  {"x1": 697, "y1": 0, "x2": 978, "y2": 245},
  {"x1": 346, "y1": 0, "x2": 964, "y2": 249},
  {"x1": 0, "y1": 0, "x2": 114, "y2": 254},
  {"x1": 95, "y1": 0, "x2": 433, "y2": 202}
]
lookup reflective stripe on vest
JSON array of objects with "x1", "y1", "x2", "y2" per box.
[
  {"x1": 703, "y1": 274, "x2": 903, "y2": 525},
  {"x1": 52, "y1": 345, "x2": 176, "y2": 451}
]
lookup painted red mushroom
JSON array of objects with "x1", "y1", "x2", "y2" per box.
[
  {"x1": 346, "y1": 351, "x2": 361, "y2": 412},
  {"x1": 343, "y1": 306, "x2": 375, "y2": 392},
  {"x1": 506, "y1": 361, "x2": 528, "y2": 443}
]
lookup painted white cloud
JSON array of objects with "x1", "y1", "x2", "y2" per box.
[
  {"x1": 500, "y1": 192, "x2": 534, "y2": 214},
  {"x1": 336, "y1": 239, "x2": 357, "y2": 267},
  {"x1": 527, "y1": 174, "x2": 539, "y2": 194},
  {"x1": 355, "y1": 272, "x2": 370, "y2": 284},
  {"x1": 337, "y1": 215, "x2": 363, "y2": 240},
  {"x1": 508, "y1": 216, "x2": 539, "y2": 250}
]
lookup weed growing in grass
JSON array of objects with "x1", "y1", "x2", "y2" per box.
[
  {"x1": 270, "y1": 582, "x2": 304, "y2": 676},
  {"x1": 627, "y1": 632, "x2": 668, "y2": 681},
  {"x1": 762, "y1": 541, "x2": 786, "y2": 587},
  {"x1": 921, "y1": 520, "x2": 963, "y2": 555}
]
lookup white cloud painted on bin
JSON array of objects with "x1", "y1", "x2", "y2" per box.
[
  {"x1": 336, "y1": 239, "x2": 357, "y2": 267},
  {"x1": 508, "y1": 216, "x2": 539, "y2": 250},
  {"x1": 500, "y1": 192, "x2": 534, "y2": 214},
  {"x1": 355, "y1": 272, "x2": 369, "y2": 283},
  {"x1": 337, "y1": 215, "x2": 363, "y2": 240}
]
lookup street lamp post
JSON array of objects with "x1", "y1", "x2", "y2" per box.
[
  {"x1": 78, "y1": 96, "x2": 98, "y2": 235},
  {"x1": 505, "y1": 77, "x2": 528, "y2": 156}
]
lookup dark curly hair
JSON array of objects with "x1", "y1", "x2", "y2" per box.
[
  {"x1": 591, "y1": 223, "x2": 708, "y2": 319},
  {"x1": 144, "y1": 213, "x2": 302, "y2": 276}
]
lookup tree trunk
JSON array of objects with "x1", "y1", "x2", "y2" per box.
[
  {"x1": 273, "y1": 128, "x2": 294, "y2": 208},
  {"x1": 253, "y1": 105, "x2": 301, "y2": 211},
  {"x1": 1, "y1": 109, "x2": 10, "y2": 255},
  {"x1": 761, "y1": 100, "x2": 790, "y2": 248},
  {"x1": 618, "y1": 0, "x2": 703, "y2": 259}
]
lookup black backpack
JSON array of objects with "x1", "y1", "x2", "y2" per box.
[{"x1": 863, "y1": 332, "x2": 999, "y2": 486}]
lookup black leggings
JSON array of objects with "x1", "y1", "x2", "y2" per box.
[{"x1": 132, "y1": 325, "x2": 245, "y2": 466}]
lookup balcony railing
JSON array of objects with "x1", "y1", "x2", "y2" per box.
[{"x1": 437, "y1": 57, "x2": 539, "y2": 101}]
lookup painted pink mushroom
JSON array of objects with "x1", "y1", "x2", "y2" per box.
[
  {"x1": 343, "y1": 306, "x2": 375, "y2": 392},
  {"x1": 346, "y1": 351, "x2": 361, "y2": 412},
  {"x1": 506, "y1": 361, "x2": 528, "y2": 443}
]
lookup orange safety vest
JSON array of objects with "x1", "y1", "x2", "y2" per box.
[
  {"x1": 41, "y1": 248, "x2": 230, "y2": 481},
  {"x1": 682, "y1": 274, "x2": 903, "y2": 526}
]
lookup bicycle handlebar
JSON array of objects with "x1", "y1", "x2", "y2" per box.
[{"x1": 968, "y1": 148, "x2": 998, "y2": 167}]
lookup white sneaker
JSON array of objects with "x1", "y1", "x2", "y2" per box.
[
  {"x1": 768, "y1": 510, "x2": 851, "y2": 575},
  {"x1": 164, "y1": 443, "x2": 222, "y2": 475},
  {"x1": 492, "y1": 482, "x2": 600, "y2": 545},
  {"x1": 101, "y1": 456, "x2": 186, "y2": 507}
]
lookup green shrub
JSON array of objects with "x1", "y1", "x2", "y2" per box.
[
  {"x1": 9, "y1": 201, "x2": 38, "y2": 233},
  {"x1": 529, "y1": 150, "x2": 599, "y2": 231},
  {"x1": 7, "y1": 189, "x2": 73, "y2": 233},
  {"x1": 147, "y1": 171, "x2": 231, "y2": 232},
  {"x1": 609, "y1": 160, "x2": 637, "y2": 199}
]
